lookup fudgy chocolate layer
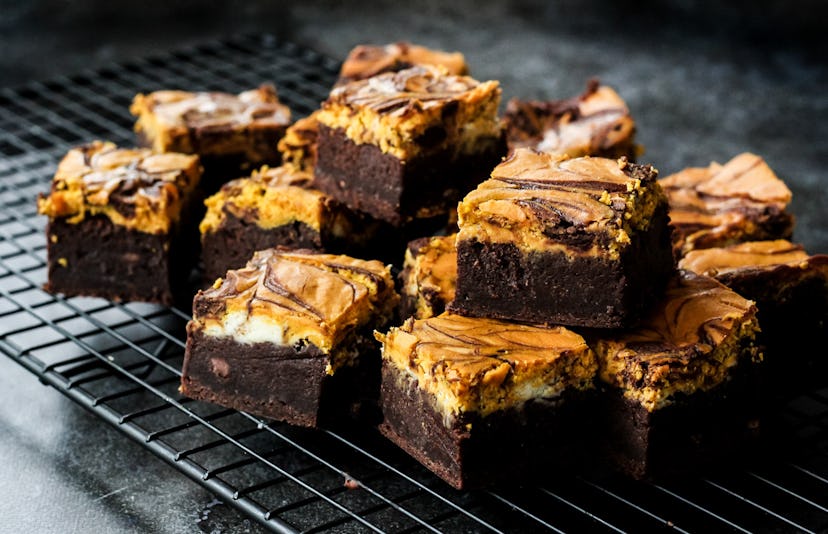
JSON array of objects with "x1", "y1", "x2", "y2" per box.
[
  {"x1": 601, "y1": 363, "x2": 760, "y2": 479},
  {"x1": 378, "y1": 362, "x2": 594, "y2": 489},
  {"x1": 201, "y1": 212, "x2": 322, "y2": 282},
  {"x1": 45, "y1": 215, "x2": 189, "y2": 306},
  {"x1": 451, "y1": 205, "x2": 673, "y2": 328},
  {"x1": 314, "y1": 124, "x2": 505, "y2": 226}
]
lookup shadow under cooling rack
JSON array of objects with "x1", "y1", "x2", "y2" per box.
[{"x1": 1, "y1": 34, "x2": 828, "y2": 533}]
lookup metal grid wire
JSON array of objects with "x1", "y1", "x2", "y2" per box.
[{"x1": 1, "y1": 34, "x2": 827, "y2": 533}]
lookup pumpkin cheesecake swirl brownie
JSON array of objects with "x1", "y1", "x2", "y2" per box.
[
  {"x1": 661, "y1": 152, "x2": 794, "y2": 255},
  {"x1": 279, "y1": 42, "x2": 470, "y2": 173},
  {"x1": 37, "y1": 141, "x2": 201, "y2": 304},
  {"x1": 182, "y1": 248, "x2": 398, "y2": 428},
  {"x1": 199, "y1": 165, "x2": 382, "y2": 281},
  {"x1": 131, "y1": 84, "x2": 291, "y2": 190},
  {"x1": 504, "y1": 80, "x2": 638, "y2": 159},
  {"x1": 314, "y1": 65, "x2": 505, "y2": 226},
  {"x1": 592, "y1": 271, "x2": 762, "y2": 478},
  {"x1": 680, "y1": 240, "x2": 828, "y2": 394},
  {"x1": 376, "y1": 313, "x2": 597, "y2": 489},
  {"x1": 452, "y1": 148, "x2": 674, "y2": 328}
]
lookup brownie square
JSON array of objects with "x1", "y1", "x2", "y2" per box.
[
  {"x1": 279, "y1": 42, "x2": 470, "y2": 175},
  {"x1": 661, "y1": 152, "x2": 794, "y2": 255},
  {"x1": 399, "y1": 234, "x2": 457, "y2": 319},
  {"x1": 504, "y1": 80, "x2": 638, "y2": 159},
  {"x1": 37, "y1": 141, "x2": 201, "y2": 305},
  {"x1": 592, "y1": 271, "x2": 762, "y2": 479},
  {"x1": 199, "y1": 165, "x2": 384, "y2": 282},
  {"x1": 131, "y1": 85, "x2": 291, "y2": 192},
  {"x1": 680, "y1": 240, "x2": 828, "y2": 395},
  {"x1": 181, "y1": 249, "x2": 399, "y2": 428},
  {"x1": 314, "y1": 65, "x2": 506, "y2": 226},
  {"x1": 376, "y1": 313, "x2": 597, "y2": 489},
  {"x1": 451, "y1": 149, "x2": 674, "y2": 328}
]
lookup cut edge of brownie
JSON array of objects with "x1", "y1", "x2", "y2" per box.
[{"x1": 451, "y1": 203, "x2": 673, "y2": 328}]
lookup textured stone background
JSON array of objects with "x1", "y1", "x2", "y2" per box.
[{"x1": 0, "y1": 1, "x2": 826, "y2": 532}]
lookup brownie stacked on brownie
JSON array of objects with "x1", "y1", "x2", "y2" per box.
[
  {"x1": 680, "y1": 240, "x2": 828, "y2": 394},
  {"x1": 279, "y1": 42, "x2": 469, "y2": 176},
  {"x1": 661, "y1": 152, "x2": 794, "y2": 255},
  {"x1": 182, "y1": 248, "x2": 398, "y2": 427},
  {"x1": 37, "y1": 141, "x2": 201, "y2": 305},
  {"x1": 376, "y1": 313, "x2": 597, "y2": 489},
  {"x1": 199, "y1": 165, "x2": 384, "y2": 281},
  {"x1": 131, "y1": 84, "x2": 291, "y2": 191},
  {"x1": 451, "y1": 148, "x2": 674, "y2": 328},
  {"x1": 504, "y1": 80, "x2": 638, "y2": 160},
  {"x1": 314, "y1": 65, "x2": 505, "y2": 228}
]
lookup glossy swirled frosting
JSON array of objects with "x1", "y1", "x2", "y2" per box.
[
  {"x1": 595, "y1": 270, "x2": 760, "y2": 412},
  {"x1": 200, "y1": 165, "x2": 328, "y2": 235},
  {"x1": 191, "y1": 249, "x2": 398, "y2": 371},
  {"x1": 37, "y1": 140, "x2": 201, "y2": 234},
  {"x1": 661, "y1": 153, "x2": 794, "y2": 254},
  {"x1": 376, "y1": 313, "x2": 596, "y2": 419},
  {"x1": 337, "y1": 42, "x2": 469, "y2": 85},
  {"x1": 457, "y1": 148, "x2": 664, "y2": 258},
  {"x1": 131, "y1": 84, "x2": 291, "y2": 154},
  {"x1": 678, "y1": 239, "x2": 811, "y2": 276},
  {"x1": 505, "y1": 81, "x2": 637, "y2": 159},
  {"x1": 316, "y1": 65, "x2": 502, "y2": 159},
  {"x1": 277, "y1": 112, "x2": 321, "y2": 173},
  {"x1": 401, "y1": 234, "x2": 458, "y2": 319}
]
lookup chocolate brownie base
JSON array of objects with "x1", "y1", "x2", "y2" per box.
[
  {"x1": 451, "y1": 205, "x2": 673, "y2": 328},
  {"x1": 201, "y1": 213, "x2": 323, "y2": 282},
  {"x1": 601, "y1": 364, "x2": 760, "y2": 479},
  {"x1": 314, "y1": 125, "x2": 506, "y2": 226},
  {"x1": 379, "y1": 362, "x2": 594, "y2": 489},
  {"x1": 182, "y1": 329, "x2": 382, "y2": 428},
  {"x1": 45, "y1": 215, "x2": 189, "y2": 306}
]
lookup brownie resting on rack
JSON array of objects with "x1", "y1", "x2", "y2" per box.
[
  {"x1": 37, "y1": 141, "x2": 201, "y2": 305},
  {"x1": 376, "y1": 313, "x2": 598, "y2": 489},
  {"x1": 451, "y1": 148, "x2": 674, "y2": 328},
  {"x1": 314, "y1": 65, "x2": 506, "y2": 227},
  {"x1": 680, "y1": 240, "x2": 828, "y2": 394},
  {"x1": 504, "y1": 80, "x2": 638, "y2": 159},
  {"x1": 131, "y1": 85, "x2": 291, "y2": 192},
  {"x1": 592, "y1": 270, "x2": 762, "y2": 479},
  {"x1": 181, "y1": 248, "x2": 398, "y2": 428},
  {"x1": 199, "y1": 165, "x2": 383, "y2": 282}
]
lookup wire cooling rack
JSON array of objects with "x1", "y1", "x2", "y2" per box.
[{"x1": 1, "y1": 34, "x2": 828, "y2": 533}]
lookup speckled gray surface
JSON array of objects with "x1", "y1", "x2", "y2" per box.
[{"x1": 0, "y1": 1, "x2": 826, "y2": 532}]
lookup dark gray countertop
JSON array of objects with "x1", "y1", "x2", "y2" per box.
[{"x1": 1, "y1": 1, "x2": 826, "y2": 532}]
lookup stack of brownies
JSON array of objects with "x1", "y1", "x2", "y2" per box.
[{"x1": 36, "y1": 41, "x2": 828, "y2": 490}]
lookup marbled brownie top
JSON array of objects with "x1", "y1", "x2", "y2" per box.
[
  {"x1": 376, "y1": 313, "x2": 596, "y2": 419},
  {"x1": 190, "y1": 249, "x2": 398, "y2": 364},
  {"x1": 130, "y1": 84, "x2": 291, "y2": 154},
  {"x1": 504, "y1": 80, "x2": 637, "y2": 159},
  {"x1": 37, "y1": 140, "x2": 200, "y2": 234},
  {"x1": 337, "y1": 42, "x2": 469, "y2": 85},
  {"x1": 661, "y1": 152, "x2": 794, "y2": 254},
  {"x1": 200, "y1": 165, "x2": 328, "y2": 235},
  {"x1": 594, "y1": 270, "x2": 760, "y2": 412},
  {"x1": 316, "y1": 65, "x2": 502, "y2": 159},
  {"x1": 457, "y1": 149, "x2": 665, "y2": 258},
  {"x1": 400, "y1": 234, "x2": 458, "y2": 319}
]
